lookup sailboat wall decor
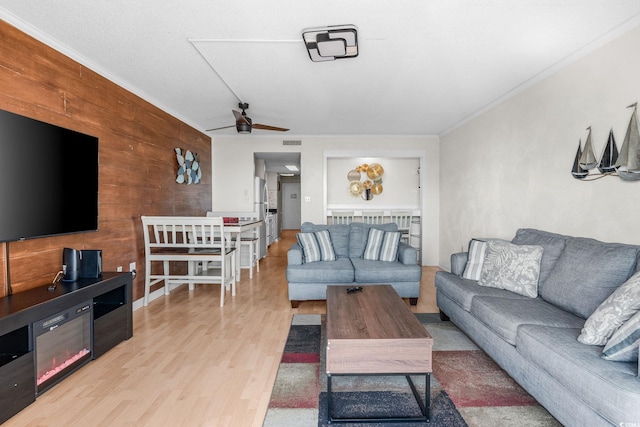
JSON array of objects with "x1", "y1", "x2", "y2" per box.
[
  {"x1": 571, "y1": 140, "x2": 589, "y2": 179},
  {"x1": 570, "y1": 102, "x2": 640, "y2": 182},
  {"x1": 598, "y1": 129, "x2": 618, "y2": 174},
  {"x1": 579, "y1": 127, "x2": 597, "y2": 170},
  {"x1": 614, "y1": 103, "x2": 640, "y2": 181}
]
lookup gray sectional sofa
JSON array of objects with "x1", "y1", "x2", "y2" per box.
[
  {"x1": 286, "y1": 222, "x2": 421, "y2": 307},
  {"x1": 435, "y1": 228, "x2": 640, "y2": 426}
]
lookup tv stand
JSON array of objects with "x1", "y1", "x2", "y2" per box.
[{"x1": 0, "y1": 273, "x2": 132, "y2": 423}]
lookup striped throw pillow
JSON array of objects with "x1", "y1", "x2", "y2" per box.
[
  {"x1": 363, "y1": 228, "x2": 402, "y2": 262},
  {"x1": 296, "y1": 230, "x2": 336, "y2": 263},
  {"x1": 462, "y1": 239, "x2": 488, "y2": 280},
  {"x1": 602, "y1": 310, "x2": 640, "y2": 362},
  {"x1": 315, "y1": 230, "x2": 336, "y2": 261}
]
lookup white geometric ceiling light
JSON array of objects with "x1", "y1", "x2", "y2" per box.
[{"x1": 302, "y1": 25, "x2": 358, "y2": 62}]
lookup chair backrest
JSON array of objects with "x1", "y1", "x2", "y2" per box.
[
  {"x1": 331, "y1": 211, "x2": 354, "y2": 225},
  {"x1": 141, "y1": 216, "x2": 228, "y2": 252},
  {"x1": 390, "y1": 211, "x2": 413, "y2": 231},
  {"x1": 362, "y1": 211, "x2": 385, "y2": 224},
  {"x1": 207, "y1": 211, "x2": 259, "y2": 238}
]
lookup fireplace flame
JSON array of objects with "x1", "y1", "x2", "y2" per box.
[{"x1": 37, "y1": 348, "x2": 90, "y2": 386}]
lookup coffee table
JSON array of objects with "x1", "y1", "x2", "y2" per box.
[{"x1": 325, "y1": 285, "x2": 433, "y2": 423}]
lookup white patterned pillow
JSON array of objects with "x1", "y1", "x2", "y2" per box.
[
  {"x1": 479, "y1": 241, "x2": 544, "y2": 298},
  {"x1": 296, "y1": 231, "x2": 336, "y2": 263},
  {"x1": 462, "y1": 239, "x2": 488, "y2": 280},
  {"x1": 363, "y1": 229, "x2": 401, "y2": 262},
  {"x1": 602, "y1": 310, "x2": 640, "y2": 362},
  {"x1": 578, "y1": 271, "x2": 640, "y2": 346}
]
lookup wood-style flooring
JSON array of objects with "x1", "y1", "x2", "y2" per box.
[{"x1": 5, "y1": 230, "x2": 440, "y2": 427}]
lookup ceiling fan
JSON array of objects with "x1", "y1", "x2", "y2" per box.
[{"x1": 206, "y1": 103, "x2": 289, "y2": 134}]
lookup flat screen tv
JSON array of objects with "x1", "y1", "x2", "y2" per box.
[{"x1": 0, "y1": 109, "x2": 98, "y2": 242}]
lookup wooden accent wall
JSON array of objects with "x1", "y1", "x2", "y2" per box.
[{"x1": 0, "y1": 21, "x2": 211, "y2": 299}]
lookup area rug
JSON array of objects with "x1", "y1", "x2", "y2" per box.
[{"x1": 263, "y1": 314, "x2": 561, "y2": 427}]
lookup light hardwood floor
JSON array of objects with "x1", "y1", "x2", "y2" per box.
[{"x1": 6, "y1": 230, "x2": 440, "y2": 427}]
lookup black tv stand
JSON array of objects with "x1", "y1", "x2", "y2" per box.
[{"x1": 0, "y1": 272, "x2": 132, "y2": 423}]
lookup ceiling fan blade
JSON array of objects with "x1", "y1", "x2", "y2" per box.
[
  {"x1": 252, "y1": 123, "x2": 290, "y2": 132},
  {"x1": 205, "y1": 124, "x2": 235, "y2": 131},
  {"x1": 233, "y1": 110, "x2": 250, "y2": 125}
]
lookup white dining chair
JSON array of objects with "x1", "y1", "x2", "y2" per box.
[
  {"x1": 390, "y1": 211, "x2": 413, "y2": 245},
  {"x1": 362, "y1": 211, "x2": 385, "y2": 224},
  {"x1": 207, "y1": 211, "x2": 260, "y2": 278},
  {"x1": 331, "y1": 211, "x2": 354, "y2": 225}
]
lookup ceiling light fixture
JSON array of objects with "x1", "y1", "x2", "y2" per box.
[
  {"x1": 302, "y1": 25, "x2": 358, "y2": 62},
  {"x1": 285, "y1": 165, "x2": 299, "y2": 171}
]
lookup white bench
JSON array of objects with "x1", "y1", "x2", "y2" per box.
[{"x1": 141, "y1": 216, "x2": 236, "y2": 307}]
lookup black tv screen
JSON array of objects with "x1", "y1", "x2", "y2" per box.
[{"x1": 0, "y1": 109, "x2": 98, "y2": 242}]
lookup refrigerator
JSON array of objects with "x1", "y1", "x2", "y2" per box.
[{"x1": 254, "y1": 177, "x2": 268, "y2": 258}]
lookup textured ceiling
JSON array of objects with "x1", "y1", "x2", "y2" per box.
[{"x1": 1, "y1": 1, "x2": 640, "y2": 138}]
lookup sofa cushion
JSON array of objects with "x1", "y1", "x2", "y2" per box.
[
  {"x1": 351, "y1": 257, "x2": 421, "y2": 283},
  {"x1": 363, "y1": 228, "x2": 402, "y2": 262},
  {"x1": 301, "y1": 222, "x2": 350, "y2": 258},
  {"x1": 348, "y1": 222, "x2": 398, "y2": 258},
  {"x1": 286, "y1": 257, "x2": 354, "y2": 283},
  {"x1": 511, "y1": 228, "x2": 566, "y2": 286},
  {"x1": 462, "y1": 239, "x2": 488, "y2": 280},
  {"x1": 517, "y1": 325, "x2": 640, "y2": 423},
  {"x1": 579, "y1": 270, "x2": 640, "y2": 345},
  {"x1": 479, "y1": 240, "x2": 543, "y2": 298},
  {"x1": 435, "y1": 272, "x2": 529, "y2": 312},
  {"x1": 470, "y1": 296, "x2": 584, "y2": 345},
  {"x1": 602, "y1": 310, "x2": 640, "y2": 362},
  {"x1": 541, "y1": 237, "x2": 639, "y2": 319}
]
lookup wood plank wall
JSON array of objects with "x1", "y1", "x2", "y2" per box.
[{"x1": 0, "y1": 21, "x2": 212, "y2": 299}]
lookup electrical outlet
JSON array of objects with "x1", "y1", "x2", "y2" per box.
[
  {"x1": 129, "y1": 262, "x2": 137, "y2": 279},
  {"x1": 116, "y1": 266, "x2": 122, "y2": 272}
]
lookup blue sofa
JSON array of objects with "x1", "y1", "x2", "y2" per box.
[
  {"x1": 286, "y1": 222, "x2": 421, "y2": 308},
  {"x1": 435, "y1": 228, "x2": 640, "y2": 426}
]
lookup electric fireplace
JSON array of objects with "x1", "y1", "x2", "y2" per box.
[{"x1": 33, "y1": 301, "x2": 92, "y2": 394}]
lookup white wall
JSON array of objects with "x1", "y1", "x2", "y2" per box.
[
  {"x1": 439, "y1": 26, "x2": 640, "y2": 269},
  {"x1": 211, "y1": 135, "x2": 439, "y2": 265},
  {"x1": 326, "y1": 157, "x2": 420, "y2": 209}
]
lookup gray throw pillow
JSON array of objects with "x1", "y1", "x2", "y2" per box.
[
  {"x1": 578, "y1": 271, "x2": 640, "y2": 346},
  {"x1": 479, "y1": 240, "x2": 544, "y2": 298},
  {"x1": 602, "y1": 310, "x2": 640, "y2": 362}
]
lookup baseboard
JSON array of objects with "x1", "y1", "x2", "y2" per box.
[{"x1": 132, "y1": 282, "x2": 186, "y2": 311}]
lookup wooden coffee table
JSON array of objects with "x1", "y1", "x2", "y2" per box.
[{"x1": 325, "y1": 285, "x2": 433, "y2": 423}]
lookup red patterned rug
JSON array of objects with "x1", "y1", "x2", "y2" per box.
[
  {"x1": 263, "y1": 314, "x2": 560, "y2": 427},
  {"x1": 432, "y1": 350, "x2": 538, "y2": 408}
]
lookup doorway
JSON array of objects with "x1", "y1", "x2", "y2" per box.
[
  {"x1": 253, "y1": 152, "x2": 301, "y2": 232},
  {"x1": 281, "y1": 180, "x2": 301, "y2": 229}
]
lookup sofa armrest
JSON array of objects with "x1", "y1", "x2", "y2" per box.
[
  {"x1": 397, "y1": 243, "x2": 418, "y2": 265},
  {"x1": 450, "y1": 252, "x2": 468, "y2": 276},
  {"x1": 287, "y1": 243, "x2": 303, "y2": 265}
]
